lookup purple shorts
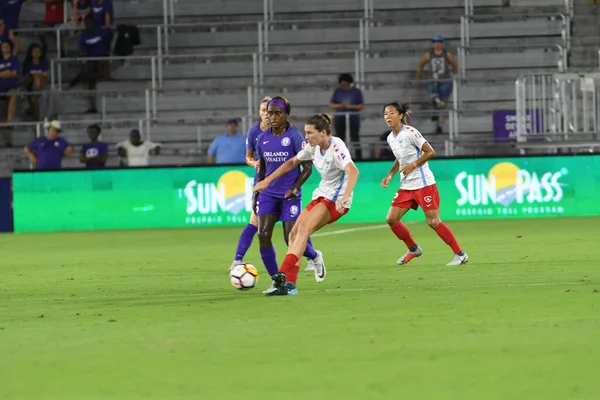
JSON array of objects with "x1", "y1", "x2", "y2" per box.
[{"x1": 256, "y1": 192, "x2": 302, "y2": 222}]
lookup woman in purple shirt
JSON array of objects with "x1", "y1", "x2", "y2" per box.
[
  {"x1": 0, "y1": 40, "x2": 19, "y2": 147},
  {"x1": 229, "y1": 96, "x2": 271, "y2": 271},
  {"x1": 24, "y1": 120, "x2": 72, "y2": 169},
  {"x1": 0, "y1": 0, "x2": 31, "y2": 30}
]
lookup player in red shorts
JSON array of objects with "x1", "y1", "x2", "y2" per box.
[
  {"x1": 380, "y1": 102, "x2": 468, "y2": 266},
  {"x1": 254, "y1": 113, "x2": 359, "y2": 295}
]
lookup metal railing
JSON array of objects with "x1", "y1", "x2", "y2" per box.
[{"x1": 515, "y1": 73, "x2": 600, "y2": 152}]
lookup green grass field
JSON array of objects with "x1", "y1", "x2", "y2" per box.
[{"x1": 1, "y1": 217, "x2": 599, "y2": 399}]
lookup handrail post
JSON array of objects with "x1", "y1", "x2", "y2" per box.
[
  {"x1": 354, "y1": 50, "x2": 360, "y2": 88},
  {"x1": 102, "y1": 95, "x2": 107, "y2": 120},
  {"x1": 56, "y1": 27, "x2": 62, "y2": 59},
  {"x1": 269, "y1": 0, "x2": 274, "y2": 20},
  {"x1": 197, "y1": 126, "x2": 203, "y2": 150},
  {"x1": 35, "y1": 122, "x2": 41, "y2": 138},
  {"x1": 163, "y1": 0, "x2": 168, "y2": 27},
  {"x1": 247, "y1": 85, "x2": 253, "y2": 120},
  {"x1": 156, "y1": 27, "x2": 164, "y2": 87},
  {"x1": 263, "y1": 0, "x2": 268, "y2": 22},
  {"x1": 145, "y1": 89, "x2": 152, "y2": 141},
  {"x1": 169, "y1": 0, "x2": 175, "y2": 25},
  {"x1": 50, "y1": 59, "x2": 56, "y2": 90},
  {"x1": 58, "y1": 59, "x2": 63, "y2": 90},
  {"x1": 345, "y1": 112, "x2": 351, "y2": 152}
]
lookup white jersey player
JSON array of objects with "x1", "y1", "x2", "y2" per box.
[
  {"x1": 253, "y1": 113, "x2": 359, "y2": 296},
  {"x1": 380, "y1": 102, "x2": 468, "y2": 266}
]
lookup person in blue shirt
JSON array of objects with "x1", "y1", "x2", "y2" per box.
[
  {"x1": 80, "y1": 124, "x2": 108, "y2": 168},
  {"x1": 229, "y1": 96, "x2": 271, "y2": 271},
  {"x1": 70, "y1": 16, "x2": 110, "y2": 113},
  {"x1": 24, "y1": 120, "x2": 72, "y2": 169},
  {"x1": 253, "y1": 96, "x2": 323, "y2": 294},
  {"x1": 329, "y1": 73, "x2": 364, "y2": 160},
  {"x1": 0, "y1": 0, "x2": 30, "y2": 30},
  {"x1": 22, "y1": 43, "x2": 49, "y2": 122},
  {"x1": 207, "y1": 118, "x2": 246, "y2": 165},
  {"x1": 0, "y1": 16, "x2": 18, "y2": 55},
  {"x1": 0, "y1": 40, "x2": 19, "y2": 147}
]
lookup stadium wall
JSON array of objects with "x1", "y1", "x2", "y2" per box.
[{"x1": 10, "y1": 155, "x2": 599, "y2": 233}]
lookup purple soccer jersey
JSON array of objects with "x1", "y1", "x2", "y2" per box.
[{"x1": 255, "y1": 125, "x2": 305, "y2": 221}]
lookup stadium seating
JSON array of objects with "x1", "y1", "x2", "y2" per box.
[{"x1": 0, "y1": 0, "x2": 577, "y2": 175}]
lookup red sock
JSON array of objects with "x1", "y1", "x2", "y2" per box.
[
  {"x1": 280, "y1": 254, "x2": 299, "y2": 275},
  {"x1": 390, "y1": 222, "x2": 417, "y2": 248},
  {"x1": 435, "y1": 222, "x2": 462, "y2": 254},
  {"x1": 286, "y1": 264, "x2": 300, "y2": 284}
]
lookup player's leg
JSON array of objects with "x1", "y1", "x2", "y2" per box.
[
  {"x1": 388, "y1": 190, "x2": 422, "y2": 264},
  {"x1": 229, "y1": 209, "x2": 258, "y2": 271},
  {"x1": 267, "y1": 204, "x2": 330, "y2": 296},
  {"x1": 256, "y1": 209, "x2": 281, "y2": 278},
  {"x1": 418, "y1": 185, "x2": 468, "y2": 266}
]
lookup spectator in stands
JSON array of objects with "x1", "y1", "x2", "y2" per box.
[
  {"x1": 374, "y1": 131, "x2": 395, "y2": 160},
  {"x1": 69, "y1": 16, "x2": 110, "y2": 113},
  {"x1": 80, "y1": 124, "x2": 108, "y2": 168},
  {"x1": 117, "y1": 129, "x2": 160, "y2": 167},
  {"x1": 22, "y1": 43, "x2": 48, "y2": 122},
  {"x1": 38, "y1": 0, "x2": 64, "y2": 55},
  {"x1": 24, "y1": 120, "x2": 72, "y2": 169},
  {"x1": 207, "y1": 118, "x2": 246, "y2": 165},
  {"x1": 416, "y1": 35, "x2": 458, "y2": 134},
  {"x1": 91, "y1": 0, "x2": 114, "y2": 28},
  {"x1": 0, "y1": 16, "x2": 19, "y2": 55},
  {"x1": 91, "y1": 0, "x2": 114, "y2": 77},
  {"x1": 0, "y1": 0, "x2": 31, "y2": 31},
  {"x1": 72, "y1": 0, "x2": 91, "y2": 27},
  {"x1": 0, "y1": 40, "x2": 19, "y2": 147},
  {"x1": 329, "y1": 73, "x2": 364, "y2": 160}
]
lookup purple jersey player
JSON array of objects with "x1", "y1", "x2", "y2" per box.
[
  {"x1": 229, "y1": 96, "x2": 271, "y2": 272},
  {"x1": 253, "y1": 96, "x2": 325, "y2": 294}
]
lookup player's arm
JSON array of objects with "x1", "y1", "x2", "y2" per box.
[
  {"x1": 336, "y1": 162, "x2": 359, "y2": 212},
  {"x1": 79, "y1": 148, "x2": 88, "y2": 164},
  {"x1": 416, "y1": 52, "x2": 430, "y2": 80},
  {"x1": 447, "y1": 51, "x2": 458, "y2": 74},
  {"x1": 245, "y1": 150, "x2": 258, "y2": 168},
  {"x1": 400, "y1": 141, "x2": 435, "y2": 176},
  {"x1": 286, "y1": 161, "x2": 312, "y2": 199},
  {"x1": 253, "y1": 156, "x2": 302, "y2": 193},
  {"x1": 381, "y1": 159, "x2": 400, "y2": 188}
]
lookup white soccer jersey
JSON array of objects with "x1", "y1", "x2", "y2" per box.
[
  {"x1": 296, "y1": 136, "x2": 355, "y2": 207},
  {"x1": 387, "y1": 125, "x2": 436, "y2": 190}
]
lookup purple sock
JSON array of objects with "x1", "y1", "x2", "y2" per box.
[
  {"x1": 259, "y1": 246, "x2": 279, "y2": 277},
  {"x1": 234, "y1": 224, "x2": 258, "y2": 261},
  {"x1": 303, "y1": 237, "x2": 318, "y2": 260}
]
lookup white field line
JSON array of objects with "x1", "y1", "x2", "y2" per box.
[
  {"x1": 8, "y1": 281, "x2": 586, "y2": 302},
  {"x1": 311, "y1": 224, "x2": 390, "y2": 237}
]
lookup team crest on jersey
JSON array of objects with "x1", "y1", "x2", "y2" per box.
[
  {"x1": 290, "y1": 205, "x2": 299, "y2": 217},
  {"x1": 281, "y1": 137, "x2": 291, "y2": 147},
  {"x1": 337, "y1": 153, "x2": 346, "y2": 161},
  {"x1": 424, "y1": 196, "x2": 432, "y2": 203}
]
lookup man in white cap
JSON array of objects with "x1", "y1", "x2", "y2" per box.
[{"x1": 24, "y1": 120, "x2": 73, "y2": 169}]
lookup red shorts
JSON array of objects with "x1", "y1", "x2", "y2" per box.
[
  {"x1": 306, "y1": 197, "x2": 349, "y2": 224},
  {"x1": 391, "y1": 184, "x2": 440, "y2": 211}
]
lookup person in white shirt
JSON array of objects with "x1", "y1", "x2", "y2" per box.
[
  {"x1": 254, "y1": 113, "x2": 359, "y2": 296},
  {"x1": 380, "y1": 102, "x2": 468, "y2": 266},
  {"x1": 117, "y1": 129, "x2": 161, "y2": 167}
]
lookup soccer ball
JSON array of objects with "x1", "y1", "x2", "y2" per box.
[{"x1": 230, "y1": 264, "x2": 259, "y2": 290}]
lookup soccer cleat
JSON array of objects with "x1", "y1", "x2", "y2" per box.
[
  {"x1": 266, "y1": 282, "x2": 298, "y2": 296},
  {"x1": 397, "y1": 246, "x2": 423, "y2": 265},
  {"x1": 262, "y1": 281, "x2": 277, "y2": 294},
  {"x1": 446, "y1": 252, "x2": 469, "y2": 266},
  {"x1": 228, "y1": 260, "x2": 243, "y2": 273},
  {"x1": 311, "y1": 250, "x2": 326, "y2": 283},
  {"x1": 271, "y1": 272, "x2": 286, "y2": 289}
]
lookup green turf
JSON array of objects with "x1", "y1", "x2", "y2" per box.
[{"x1": 1, "y1": 218, "x2": 599, "y2": 399}]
